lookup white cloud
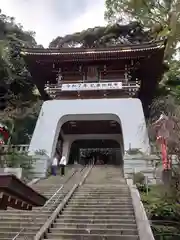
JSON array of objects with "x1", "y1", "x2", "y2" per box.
[{"x1": 0, "y1": 0, "x2": 106, "y2": 47}]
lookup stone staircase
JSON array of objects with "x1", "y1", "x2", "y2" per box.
[
  {"x1": 0, "y1": 165, "x2": 86, "y2": 240},
  {"x1": 45, "y1": 166, "x2": 139, "y2": 240}
]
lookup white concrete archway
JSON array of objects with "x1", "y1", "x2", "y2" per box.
[{"x1": 28, "y1": 98, "x2": 150, "y2": 159}]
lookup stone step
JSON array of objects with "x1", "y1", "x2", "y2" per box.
[
  {"x1": 45, "y1": 194, "x2": 63, "y2": 197},
  {"x1": 0, "y1": 166, "x2": 85, "y2": 238},
  {"x1": 86, "y1": 182, "x2": 129, "y2": 184},
  {"x1": 43, "y1": 167, "x2": 138, "y2": 240},
  {"x1": 73, "y1": 195, "x2": 131, "y2": 202},
  {"x1": 53, "y1": 223, "x2": 137, "y2": 230},
  {"x1": 0, "y1": 238, "x2": 13, "y2": 240},
  {"x1": 80, "y1": 186, "x2": 128, "y2": 188},
  {"x1": 76, "y1": 188, "x2": 129, "y2": 191},
  {"x1": 74, "y1": 193, "x2": 130, "y2": 197},
  {"x1": 0, "y1": 231, "x2": 37, "y2": 238},
  {"x1": 73, "y1": 193, "x2": 131, "y2": 196},
  {"x1": 0, "y1": 216, "x2": 47, "y2": 221},
  {"x1": 0, "y1": 222, "x2": 44, "y2": 228},
  {"x1": 2, "y1": 210, "x2": 52, "y2": 214},
  {"x1": 70, "y1": 200, "x2": 132, "y2": 204},
  {"x1": 0, "y1": 212, "x2": 50, "y2": 217},
  {"x1": 76, "y1": 186, "x2": 128, "y2": 189},
  {"x1": 0, "y1": 226, "x2": 39, "y2": 232},
  {"x1": 59, "y1": 214, "x2": 134, "y2": 219},
  {"x1": 56, "y1": 219, "x2": 136, "y2": 224},
  {"x1": 46, "y1": 233, "x2": 139, "y2": 240},
  {"x1": 62, "y1": 210, "x2": 134, "y2": 215},
  {"x1": 47, "y1": 228, "x2": 138, "y2": 235},
  {"x1": 0, "y1": 211, "x2": 51, "y2": 215},
  {"x1": 67, "y1": 203, "x2": 133, "y2": 208},
  {"x1": 77, "y1": 186, "x2": 128, "y2": 189},
  {"x1": 64, "y1": 207, "x2": 134, "y2": 211}
]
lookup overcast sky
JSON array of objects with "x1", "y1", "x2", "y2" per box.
[{"x1": 1, "y1": 0, "x2": 106, "y2": 47}]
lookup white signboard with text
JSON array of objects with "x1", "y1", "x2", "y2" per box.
[{"x1": 61, "y1": 82, "x2": 122, "y2": 91}]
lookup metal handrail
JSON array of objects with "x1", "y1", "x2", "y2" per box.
[
  {"x1": 12, "y1": 166, "x2": 86, "y2": 240},
  {"x1": 34, "y1": 165, "x2": 93, "y2": 240}
]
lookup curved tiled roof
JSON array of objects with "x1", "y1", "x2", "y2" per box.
[{"x1": 21, "y1": 40, "x2": 165, "y2": 56}]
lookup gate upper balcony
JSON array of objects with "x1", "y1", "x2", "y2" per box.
[{"x1": 21, "y1": 40, "x2": 166, "y2": 102}]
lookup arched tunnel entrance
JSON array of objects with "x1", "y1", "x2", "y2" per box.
[
  {"x1": 69, "y1": 139, "x2": 123, "y2": 166},
  {"x1": 56, "y1": 118, "x2": 124, "y2": 166}
]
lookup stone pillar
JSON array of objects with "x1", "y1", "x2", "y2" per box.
[
  {"x1": 32, "y1": 154, "x2": 50, "y2": 178},
  {"x1": 162, "y1": 169, "x2": 172, "y2": 185},
  {"x1": 62, "y1": 140, "x2": 72, "y2": 163}
]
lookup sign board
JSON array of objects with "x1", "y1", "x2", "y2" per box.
[{"x1": 61, "y1": 82, "x2": 122, "y2": 91}]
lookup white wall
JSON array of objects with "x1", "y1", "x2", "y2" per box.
[{"x1": 28, "y1": 98, "x2": 150, "y2": 158}]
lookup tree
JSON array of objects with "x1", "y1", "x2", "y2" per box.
[
  {"x1": 105, "y1": 0, "x2": 180, "y2": 60},
  {"x1": 146, "y1": 96, "x2": 180, "y2": 199},
  {"x1": 0, "y1": 10, "x2": 41, "y2": 144},
  {"x1": 105, "y1": 0, "x2": 180, "y2": 103},
  {"x1": 0, "y1": 97, "x2": 42, "y2": 145},
  {"x1": 49, "y1": 22, "x2": 151, "y2": 48}
]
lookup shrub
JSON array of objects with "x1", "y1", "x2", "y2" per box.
[
  {"x1": 4, "y1": 151, "x2": 35, "y2": 181},
  {"x1": 133, "y1": 172, "x2": 145, "y2": 184},
  {"x1": 137, "y1": 183, "x2": 150, "y2": 193},
  {"x1": 149, "y1": 202, "x2": 180, "y2": 221},
  {"x1": 126, "y1": 148, "x2": 142, "y2": 155}
]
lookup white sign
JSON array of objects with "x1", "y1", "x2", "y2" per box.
[{"x1": 61, "y1": 82, "x2": 122, "y2": 91}]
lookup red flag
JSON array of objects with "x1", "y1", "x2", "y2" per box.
[{"x1": 157, "y1": 136, "x2": 168, "y2": 170}]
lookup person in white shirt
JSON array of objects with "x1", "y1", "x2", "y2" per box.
[
  {"x1": 51, "y1": 154, "x2": 58, "y2": 176},
  {"x1": 59, "y1": 155, "x2": 66, "y2": 176}
]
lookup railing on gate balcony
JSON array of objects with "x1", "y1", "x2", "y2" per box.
[
  {"x1": 44, "y1": 80, "x2": 140, "y2": 98},
  {"x1": 0, "y1": 144, "x2": 29, "y2": 153}
]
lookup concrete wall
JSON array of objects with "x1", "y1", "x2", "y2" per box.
[
  {"x1": 124, "y1": 157, "x2": 155, "y2": 180},
  {"x1": 29, "y1": 98, "x2": 150, "y2": 160},
  {"x1": 31, "y1": 155, "x2": 50, "y2": 178}
]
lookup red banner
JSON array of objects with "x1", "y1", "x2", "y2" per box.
[{"x1": 157, "y1": 136, "x2": 171, "y2": 170}]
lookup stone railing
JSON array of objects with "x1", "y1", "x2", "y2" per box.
[
  {"x1": 0, "y1": 144, "x2": 29, "y2": 153},
  {"x1": 0, "y1": 145, "x2": 51, "y2": 179}
]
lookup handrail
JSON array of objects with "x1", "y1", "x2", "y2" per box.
[
  {"x1": 34, "y1": 165, "x2": 93, "y2": 240},
  {"x1": 12, "y1": 166, "x2": 86, "y2": 240}
]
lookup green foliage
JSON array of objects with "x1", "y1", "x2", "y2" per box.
[
  {"x1": 34, "y1": 149, "x2": 47, "y2": 155},
  {"x1": 4, "y1": 151, "x2": 35, "y2": 180},
  {"x1": 149, "y1": 202, "x2": 180, "y2": 220},
  {"x1": 105, "y1": 0, "x2": 180, "y2": 59},
  {"x1": 5, "y1": 151, "x2": 33, "y2": 168},
  {"x1": 140, "y1": 184, "x2": 180, "y2": 239},
  {"x1": 105, "y1": 0, "x2": 180, "y2": 101},
  {"x1": 133, "y1": 172, "x2": 145, "y2": 184},
  {"x1": 152, "y1": 224, "x2": 180, "y2": 240},
  {"x1": 126, "y1": 148, "x2": 142, "y2": 155},
  {"x1": 0, "y1": 10, "x2": 42, "y2": 144},
  {"x1": 49, "y1": 22, "x2": 151, "y2": 48},
  {"x1": 137, "y1": 183, "x2": 150, "y2": 193}
]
